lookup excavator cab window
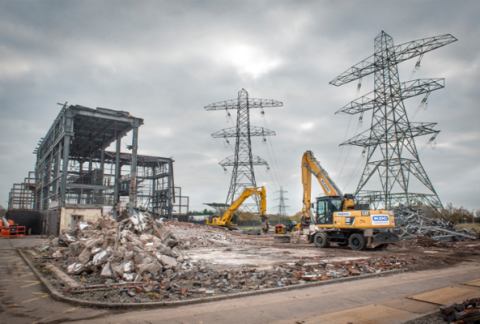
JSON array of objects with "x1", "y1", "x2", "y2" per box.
[
  {"x1": 316, "y1": 197, "x2": 342, "y2": 225},
  {"x1": 317, "y1": 200, "x2": 326, "y2": 224},
  {"x1": 331, "y1": 198, "x2": 343, "y2": 212}
]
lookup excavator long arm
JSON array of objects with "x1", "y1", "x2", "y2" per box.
[
  {"x1": 209, "y1": 187, "x2": 266, "y2": 227},
  {"x1": 302, "y1": 151, "x2": 343, "y2": 222}
]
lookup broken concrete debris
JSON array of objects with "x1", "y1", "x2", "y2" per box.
[
  {"x1": 40, "y1": 211, "x2": 184, "y2": 284},
  {"x1": 32, "y1": 214, "x2": 415, "y2": 304},
  {"x1": 33, "y1": 227, "x2": 413, "y2": 304}
]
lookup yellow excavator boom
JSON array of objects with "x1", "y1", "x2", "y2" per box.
[
  {"x1": 302, "y1": 151, "x2": 342, "y2": 222},
  {"x1": 207, "y1": 187, "x2": 266, "y2": 227}
]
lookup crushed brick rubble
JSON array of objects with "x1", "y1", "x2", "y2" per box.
[
  {"x1": 29, "y1": 214, "x2": 415, "y2": 304},
  {"x1": 437, "y1": 297, "x2": 480, "y2": 324},
  {"x1": 406, "y1": 297, "x2": 480, "y2": 324}
]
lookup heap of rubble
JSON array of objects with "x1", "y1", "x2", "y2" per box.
[
  {"x1": 32, "y1": 212, "x2": 417, "y2": 303},
  {"x1": 438, "y1": 297, "x2": 480, "y2": 323},
  {"x1": 40, "y1": 211, "x2": 186, "y2": 282},
  {"x1": 48, "y1": 255, "x2": 412, "y2": 303},
  {"x1": 164, "y1": 221, "x2": 243, "y2": 248},
  {"x1": 394, "y1": 206, "x2": 478, "y2": 242}
]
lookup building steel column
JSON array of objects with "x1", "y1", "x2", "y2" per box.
[
  {"x1": 52, "y1": 142, "x2": 61, "y2": 201},
  {"x1": 167, "y1": 160, "x2": 174, "y2": 219},
  {"x1": 129, "y1": 127, "x2": 138, "y2": 216},
  {"x1": 114, "y1": 137, "x2": 121, "y2": 220},
  {"x1": 60, "y1": 111, "x2": 73, "y2": 208},
  {"x1": 44, "y1": 152, "x2": 53, "y2": 209},
  {"x1": 100, "y1": 149, "x2": 105, "y2": 181}
]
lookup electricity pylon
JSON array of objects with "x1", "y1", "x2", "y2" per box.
[
  {"x1": 330, "y1": 31, "x2": 457, "y2": 211},
  {"x1": 275, "y1": 186, "x2": 289, "y2": 217},
  {"x1": 205, "y1": 89, "x2": 282, "y2": 211}
]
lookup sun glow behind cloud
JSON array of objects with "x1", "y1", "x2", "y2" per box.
[{"x1": 222, "y1": 44, "x2": 281, "y2": 78}]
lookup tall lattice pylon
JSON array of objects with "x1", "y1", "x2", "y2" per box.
[
  {"x1": 275, "y1": 186, "x2": 289, "y2": 216},
  {"x1": 329, "y1": 31, "x2": 457, "y2": 211},
  {"x1": 205, "y1": 89, "x2": 282, "y2": 211}
]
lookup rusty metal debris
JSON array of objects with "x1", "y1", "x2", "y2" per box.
[{"x1": 394, "y1": 206, "x2": 478, "y2": 242}]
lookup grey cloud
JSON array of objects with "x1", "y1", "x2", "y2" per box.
[{"x1": 0, "y1": 0, "x2": 479, "y2": 213}]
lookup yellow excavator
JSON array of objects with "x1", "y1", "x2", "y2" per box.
[
  {"x1": 206, "y1": 187, "x2": 267, "y2": 229},
  {"x1": 299, "y1": 151, "x2": 399, "y2": 250}
]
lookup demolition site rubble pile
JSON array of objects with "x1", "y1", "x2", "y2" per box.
[
  {"x1": 30, "y1": 214, "x2": 417, "y2": 303},
  {"x1": 394, "y1": 206, "x2": 479, "y2": 243},
  {"x1": 163, "y1": 221, "x2": 244, "y2": 248},
  {"x1": 437, "y1": 297, "x2": 480, "y2": 324},
  {"x1": 39, "y1": 211, "x2": 187, "y2": 283},
  {"x1": 405, "y1": 297, "x2": 480, "y2": 324},
  {"x1": 34, "y1": 251, "x2": 413, "y2": 303}
]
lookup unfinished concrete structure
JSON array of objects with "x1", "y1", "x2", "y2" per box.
[{"x1": 33, "y1": 103, "x2": 184, "y2": 235}]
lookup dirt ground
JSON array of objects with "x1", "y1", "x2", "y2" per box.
[
  {"x1": 170, "y1": 221, "x2": 480, "y2": 272},
  {"x1": 26, "y1": 221, "x2": 480, "y2": 305}
]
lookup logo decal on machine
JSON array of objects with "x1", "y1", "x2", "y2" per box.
[
  {"x1": 371, "y1": 215, "x2": 389, "y2": 225},
  {"x1": 337, "y1": 212, "x2": 351, "y2": 216},
  {"x1": 345, "y1": 217, "x2": 355, "y2": 225},
  {"x1": 320, "y1": 179, "x2": 331, "y2": 194}
]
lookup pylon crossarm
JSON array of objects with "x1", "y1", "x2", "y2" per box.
[
  {"x1": 219, "y1": 155, "x2": 268, "y2": 167},
  {"x1": 211, "y1": 126, "x2": 276, "y2": 138},
  {"x1": 335, "y1": 95, "x2": 376, "y2": 115},
  {"x1": 329, "y1": 54, "x2": 375, "y2": 86},
  {"x1": 335, "y1": 79, "x2": 445, "y2": 115},
  {"x1": 400, "y1": 79, "x2": 444, "y2": 97},
  {"x1": 329, "y1": 34, "x2": 456, "y2": 88},
  {"x1": 204, "y1": 99, "x2": 241, "y2": 110},
  {"x1": 246, "y1": 98, "x2": 283, "y2": 108},
  {"x1": 393, "y1": 34, "x2": 458, "y2": 63},
  {"x1": 342, "y1": 122, "x2": 439, "y2": 147},
  {"x1": 205, "y1": 98, "x2": 283, "y2": 111}
]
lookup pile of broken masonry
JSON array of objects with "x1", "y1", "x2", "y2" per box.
[
  {"x1": 39, "y1": 211, "x2": 185, "y2": 283},
  {"x1": 438, "y1": 297, "x2": 480, "y2": 323},
  {"x1": 31, "y1": 213, "x2": 415, "y2": 303}
]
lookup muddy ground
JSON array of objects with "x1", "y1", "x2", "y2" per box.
[{"x1": 171, "y1": 222, "x2": 479, "y2": 271}]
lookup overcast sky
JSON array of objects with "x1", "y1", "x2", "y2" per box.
[{"x1": 1, "y1": 0, "x2": 479, "y2": 214}]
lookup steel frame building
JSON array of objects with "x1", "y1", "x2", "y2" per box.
[
  {"x1": 33, "y1": 104, "x2": 180, "y2": 219},
  {"x1": 8, "y1": 171, "x2": 36, "y2": 211}
]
